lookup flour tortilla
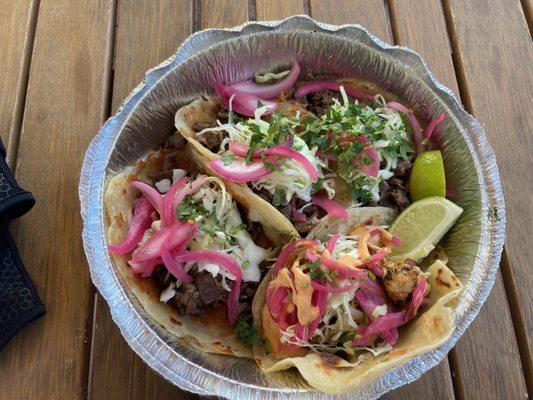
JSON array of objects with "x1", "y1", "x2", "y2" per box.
[
  {"x1": 251, "y1": 208, "x2": 463, "y2": 393},
  {"x1": 105, "y1": 147, "x2": 274, "y2": 358},
  {"x1": 175, "y1": 96, "x2": 313, "y2": 242}
]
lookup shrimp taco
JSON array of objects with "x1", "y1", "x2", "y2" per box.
[
  {"x1": 105, "y1": 140, "x2": 279, "y2": 357},
  {"x1": 174, "y1": 61, "x2": 442, "y2": 238},
  {"x1": 251, "y1": 208, "x2": 463, "y2": 393}
]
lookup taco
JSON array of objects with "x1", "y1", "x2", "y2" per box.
[
  {"x1": 251, "y1": 208, "x2": 463, "y2": 393},
  {"x1": 175, "y1": 62, "x2": 423, "y2": 237},
  {"x1": 105, "y1": 141, "x2": 279, "y2": 357}
]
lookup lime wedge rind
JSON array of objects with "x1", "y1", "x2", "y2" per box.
[{"x1": 389, "y1": 197, "x2": 463, "y2": 263}]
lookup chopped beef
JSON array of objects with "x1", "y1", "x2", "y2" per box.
[
  {"x1": 377, "y1": 160, "x2": 412, "y2": 211},
  {"x1": 382, "y1": 259, "x2": 425, "y2": 305},
  {"x1": 394, "y1": 160, "x2": 412, "y2": 179},
  {"x1": 149, "y1": 133, "x2": 199, "y2": 182},
  {"x1": 305, "y1": 89, "x2": 340, "y2": 116},
  {"x1": 192, "y1": 108, "x2": 230, "y2": 151},
  {"x1": 170, "y1": 269, "x2": 260, "y2": 317},
  {"x1": 196, "y1": 130, "x2": 225, "y2": 151}
]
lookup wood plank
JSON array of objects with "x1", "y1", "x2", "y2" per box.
[
  {"x1": 310, "y1": 0, "x2": 393, "y2": 43},
  {"x1": 0, "y1": 1, "x2": 115, "y2": 399},
  {"x1": 390, "y1": 2, "x2": 528, "y2": 397},
  {"x1": 200, "y1": 0, "x2": 248, "y2": 29},
  {"x1": 444, "y1": 0, "x2": 533, "y2": 395},
  {"x1": 311, "y1": 2, "x2": 456, "y2": 399},
  {"x1": 388, "y1": 0, "x2": 459, "y2": 97},
  {"x1": 256, "y1": 0, "x2": 305, "y2": 20},
  {"x1": 88, "y1": 1, "x2": 196, "y2": 399},
  {"x1": 0, "y1": 0, "x2": 37, "y2": 166}
]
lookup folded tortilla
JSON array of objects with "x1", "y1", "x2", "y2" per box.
[
  {"x1": 251, "y1": 208, "x2": 463, "y2": 393},
  {"x1": 105, "y1": 146, "x2": 276, "y2": 357},
  {"x1": 175, "y1": 96, "x2": 313, "y2": 240}
]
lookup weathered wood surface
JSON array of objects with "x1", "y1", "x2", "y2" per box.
[{"x1": 0, "y1": 0, "x2": 530, "y2": 398}]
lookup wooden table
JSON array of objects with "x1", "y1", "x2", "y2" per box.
[{"x1": 0, "y1": 1, "x2": 531, "y2": 399}]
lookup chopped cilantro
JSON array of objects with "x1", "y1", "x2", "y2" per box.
[
  {"x1": 241, "y1": 260, "x2": 250, "y2": 270},
  {"x1": 337, "y1": 331, "x2": 356, "y2": 343},
  {"x1": 368, "y1": 271, "x2": 377, "y2": 281},
  {"x1": 227, "y1": 224, "x2": 246, "y2": 236},
  {"x1": 263, "y1": 338, "x2": 273, "y2": 355},
  {"x1": 235, "y1": 314, "x2": 262, "y2": 346},
  {"x1": 272, "y1": 188, "x2": 284, "y2": 207},
  {"x1": 220, "y1": 153, "x2": 236, "y2": 166},
  {"x1": 311, "y1": 177, "x2": 324, "y2": 194}
]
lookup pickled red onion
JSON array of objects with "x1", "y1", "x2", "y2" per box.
[
  {"x1": 109, "y1": 197, "x2": 154, "y2": 255},
  {"x1": 311, "y1": 281, "x2": 355, "y2": 293},
  {"x1": 161, "y1": 176, "x2": 189, "y2": 226},
  {"x1": 175, "y1": 250, "x2": 243, "y2": 324},
  {"x1": 130, "y1": 222, "x2": 198, "y2": 264},
  {"x1": 209, "y1": 158, "x2": 272, "y2": 183},
  {"x1": 229, "y1": 61, "x2": 300, "y2": 99},
  {"x1": 227, "y1": 141, "x2": 319, "y2": 181},
  {"x1": 423, "y1": 112, "x2": 446, "y2": 139},
  {"x1": 273, "y1": 240, "x2": 317, "y2": 274},
  {"x1": 215, "y1": 84, "x2": 277, "y2": 117},
  {"x1": 290, "y1": 198, "x2": 307, "y2": 222},
  {"x1": 355, "y1": 311, "x2": 406, "y2": 338},
  {"x1": 294, "y1": 81, "x2": 375, "y2": 102},
  {"x1": 326, "y1": 234, "x2": 340, "y2": 254},
  {"x1": 311, "y1": 195, "x2": 348, "y2": 219},
  {"x1": 130, "y1": 181, "x2": 163, "y2": 214},
  {"x1": 386, "y1": 101, "x2": 424, "y2": 154},
  {"x1": 161, "y1": 245, "x2": 193, "y2": 283},
  {"x1": 264, "y1": 146, "x2": 318, "y2": 181},
  {"x1": 405, "y1": 277, "x2": 429, "y2": 321}
]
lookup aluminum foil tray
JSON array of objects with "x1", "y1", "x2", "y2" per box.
[{"x1": 79, "y1": 15, "x2": 505, "y2": 399}]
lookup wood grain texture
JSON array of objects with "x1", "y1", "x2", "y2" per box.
[
  {"x1": 88, "y1": 1, "x2": 196, "y2": 399},
  {"x1": 388, "y1": 0, "x2": 459, "y2": 96},
  {"x1": 390, "y1": 1, "x2": 528, "y2": 398},
  {"x1": 0, "y1": 0, "x2": 36, "y2": 165},
  {"x1": 200, "y1": 0, "x2": 248, "y2": 28},
  {"x1": 0, "y1": 1, "x2": 115, "y2": 399},
  {"x1": 310, "y1": 0, "x2": 393, "y2": 43},
  {"x1": 256, "y1": 0, "x2": 305, "y2": 20},
  {"x1": 444, "y1": 0, "x2": 533, "y2": 396}
]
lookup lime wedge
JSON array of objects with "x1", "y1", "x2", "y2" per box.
[
  {"x1": 410, "y1": 150, "x2": 446, "y2": 202},
  {"x1": 389, "y1": 197, "x2": 463, "y2": 262}
]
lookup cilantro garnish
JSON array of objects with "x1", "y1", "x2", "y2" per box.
[
  {"x1": 272, "y1": 188, "x2": 284, "y2": 207},
  {"x1": 311, "y1": 177, "x2": 324, "y2": 194},
  {"x1": 220, "y1": 153, "x2": 235, "y2": 166},
  {"x1": 235, "y1": 314, "x2": 262, "y2": 346}
]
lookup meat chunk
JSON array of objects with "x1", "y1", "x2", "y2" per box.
[
  {"x1": 173, "y1": 270, "x2": 227, "y2": 316},
  {"x1": 196, "y1": 130, "x2": 226, "y2": 151},
  {"x1": 382, "y1": 259, "x2": 425, "y2": 305},
  {"x1": 377, "y1": 161, "x2": 413, "y2": 211},
  {"x1": 169, "y1": 269, "x2": 262, "y2": 318}
]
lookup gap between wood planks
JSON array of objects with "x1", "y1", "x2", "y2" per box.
[
  {"x1": 85, "y1": 0, "x2": 118, "y2": 398},
  {"x1": 6, "y1": 0, "x2": 40, "y2": 172},
  {"x1": 440, "y1": 0, "x2": 532, "y2": 396}
]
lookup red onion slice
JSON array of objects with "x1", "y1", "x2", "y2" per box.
[
  {"x1": 215, "y1": 84, "x2": 277, "y2": 117},
  {"x1": 311, "y1": 195, "x2": 348, "y2": 218},
  {"x1": 229, "y1": 61, "x2": 301, "y2": 99},
  {"x1": 109, "y1": 197, "x2": 154, "y2": 255}
]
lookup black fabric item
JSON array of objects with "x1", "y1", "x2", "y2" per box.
[
  {"x1": 0, "y1": 229, "x2": 45, "y2": 350},
  {"x1": 0, "y1": 138, "x2": 43, "y2": 351}
]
